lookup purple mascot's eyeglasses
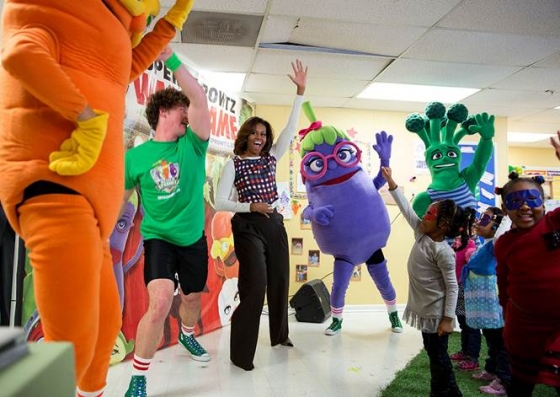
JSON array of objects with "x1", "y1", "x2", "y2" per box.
[{"x1": 300, "y1": 141, "x2": 362, "y2": 181}]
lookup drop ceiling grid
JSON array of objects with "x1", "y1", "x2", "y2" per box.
[
  {"x1": 376, "y1": 58, "x2": 522, "y2": 88},
  {"x1": 463, "y1": 88, "x2": 560, "y2": 109},
  {"x1": 251, "y1": 49, "x2": 392, "y2": 80},
  {"x1": 244, "y1": 92, "x2": 351, "y2": 108},
  {"x1": 402, "y1": 29, "x2": 560, "y2": 66},
  {"x1": 490, "y1": 67, "x2": 560, "y2": 92},
  {"x1": 285, "y1": 18, "x2": 429, "y2": 57},
  {"x1": 258, "y1": 15, "x2": 299, "y2": 44},
  {"x1": 171, "y1": 43, "x2": 255, "y2": 73},
  {"x1": 267, "y1": 0, "x2": 461, "y2": 26},
  {"x1": 163, "y1": 0, "x2": 268, "y2": 14},
  {"x1": 436, "y1": 0, "x2": 560, "y2": 36},
  {"x1": 245, "y1": 73, "x2": 370, "y2": 97},
  {"x1": 535, "y1": 51, "x2": 560, "y2": 68},
  {"x1": 154, "y1": 0, "x2": 560, "y2": 144},
  {"x1": 343, "y1": 98, "x2": 428, "y2": 113},
  {"x1": 465, "y1": 104, "x2": 549, "y2": 120},
  {"x1": 515, "y1": 109, "x2": 560, "y2": 124}
]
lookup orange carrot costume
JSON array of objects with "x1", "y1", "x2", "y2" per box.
[{"x1": 0, "y1": 0, "x2": 193, "y2": 393}]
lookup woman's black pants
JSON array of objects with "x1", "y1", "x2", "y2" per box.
[{"x1": 230, "y1": 211, "x2": 290, "y2": 370}]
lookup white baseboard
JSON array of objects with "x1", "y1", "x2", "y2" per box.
[
  {"x1": 272, "y1": 303, "x2": 407, "y2": 316},
  {"x1": 344, "y1": 304, "x2": 407, "y2": 313}
]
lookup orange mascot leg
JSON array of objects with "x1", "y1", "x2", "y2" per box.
[{"x1": 19, "y1": 194, "x2": 121, "y2": 392}]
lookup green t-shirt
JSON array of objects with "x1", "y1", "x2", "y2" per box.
[{"x1": 124, "y1": 127, "x2": 209, "y2": 246}]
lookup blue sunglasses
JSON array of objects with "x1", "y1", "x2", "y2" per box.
[{"x1": 504, "y1": 189, "x2": 543, "y2": 211}]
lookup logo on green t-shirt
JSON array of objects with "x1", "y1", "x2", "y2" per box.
[{"x1": 150, "y1": 159, "x2": 180, "y2": 194}]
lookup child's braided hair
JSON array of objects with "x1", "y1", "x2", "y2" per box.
[{"x1": 436, "y1": 199, "x2": 477, "y2": 251}]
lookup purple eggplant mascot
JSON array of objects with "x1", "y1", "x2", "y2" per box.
[{"x1": 299, "y1": 101, "x2": 402, "y2": 335}]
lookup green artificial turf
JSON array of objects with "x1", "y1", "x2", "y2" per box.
[{"x1": 379, "y1": 332, "x2": 558, "y2": 396}]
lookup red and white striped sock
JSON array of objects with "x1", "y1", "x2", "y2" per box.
[
  {"x1": 131, "y1": 354, "x2": 151, "y2": 377},
  {"x1": 331, "y1": 306, "x2": 343, "y2": 320},
  {"x1": 181, "y1": 324, "x2": 195, "y2": 336}
]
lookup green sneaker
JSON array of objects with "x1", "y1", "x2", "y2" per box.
[
  {"x1": 178, "y1": 332, "x2": 211, "y2": 362},
  {"x1": 325, "y1": 317, "x2": 342, "y2": 336},
  {"x1": 125, "y1": 375, "x2": 146, "y2": 397},
  {"x1": 389, "y1": 311, "x2": 403, "y2": 333}
]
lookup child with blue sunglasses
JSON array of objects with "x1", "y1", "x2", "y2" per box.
[
  {"x1": 462, "y1": 206, "x2": 510, "y2": 395},
  {"x1": 494, "y1": 130, "x2": 560, "y2": 396}
]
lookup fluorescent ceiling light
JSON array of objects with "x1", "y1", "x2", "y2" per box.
[
  {"x1": 198, "y1": 71, "x2": 246, "y2": 96},
  {"x1": 357, "y1": 82, "x2": 479, "y2": 103},
  {"x1": 555, "y1": 105, "x2": 560, "y2": 110},
  {"x1": 508, "y1": 132, "x2": 555, "y2": 143}
]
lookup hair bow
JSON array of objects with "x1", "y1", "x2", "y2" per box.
[{"x1": 298, "y1": 121, "x2": 322, "y2": 139}]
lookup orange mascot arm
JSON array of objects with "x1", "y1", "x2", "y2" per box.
[
  {"x1": 130, "y1": 18, "x2": 176, "y2": 82},
  {"x1": 1, "y1": 25, "x2": 87, "y2": 120}
]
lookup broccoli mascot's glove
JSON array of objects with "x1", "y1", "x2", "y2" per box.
[
  {"x1": 164, "y1": 0, "x2": 195, "y2": 30},
  {"x1": 49, "y1": 110, "x2": 109, "y2": 176}
]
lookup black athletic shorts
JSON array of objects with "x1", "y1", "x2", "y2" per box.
[{"x1": 143, "y1": 234, "x2": 208, "y2": 294}]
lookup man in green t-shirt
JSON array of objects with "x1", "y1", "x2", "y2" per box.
[{"x1": 122, "y1": 46, "x2": 211, "y2": 397}]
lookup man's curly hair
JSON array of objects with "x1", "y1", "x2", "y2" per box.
[{"x1": 145, "y1": 87, "x2": 190, "y2": 130}]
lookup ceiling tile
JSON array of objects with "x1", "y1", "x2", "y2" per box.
[
  {"x1": 403, "y1": 28, "x2": 560, "y2": 67},
  {"x1": 437, "y1": 0, "x2": 560, "y2": 36},
  {"x1": 377, "y1": 59, "x2": 521, "y2": 88},
  {"x1": 242, "y1": 92, "x2": 300, "y2": 106},
  {"x1": 463, "y1": 88, "x2": 560, "y2": 109},
  {"x1": 180, "y1": 0, "x2": 268, "y2": 14},
  {"x1": 343, "y1": 98, "x2": 426, "y2": 113},
  {"x1": 287, "y1": 18, "x2": 428, "y2": 57},
  {"x1": 245, "y1": 92, "x2": 350, "y2": 108},
  {"x1": 170, "y1": 43, "x2": 254, "y2": 73},
  {"x1": 515, "y1": 109, "x2": 560, "y2": 124},
  {"x1": 244, "y1": 74, "x2": 370, "y2": 97},
  {"x1": 535, "y1": 51, "x2": 560, "y2": 69},
  {"x1": 268, "y1": 0, "x2": 461, "y2": 26},
  {"x1": 252, "y1": 49, "x2": 392, "y2": 80},
  {"x1": 464, "y1": 104, "x2": 545, "y2": 119},
  {"x1": 258, "y1": 15, "x2": 299, "y2": 44},
  {"x1": 491, "y1": 67, "x2": 560, "y2": 92}
]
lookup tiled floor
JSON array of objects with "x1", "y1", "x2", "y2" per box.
[{"x1": 105, "y1": 306, "x2": 422, "y2": 397}]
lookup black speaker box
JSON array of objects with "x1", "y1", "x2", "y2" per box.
[{"x1": 289, "y1": 279, "x2": 331, "y2": 323}]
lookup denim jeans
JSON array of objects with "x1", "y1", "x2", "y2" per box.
[
  {"x1": 457, "y1": 314, "x2": 481, "y2": 360},
  {"x1": 422, "y1": 332, "x2": 463, "y2": 397},
  {"x1": 482, "y1": 327, "x2": 510, "y2": 383}
]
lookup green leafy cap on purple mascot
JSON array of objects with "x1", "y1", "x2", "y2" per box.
[{"x1": 298, "y1": 101, "x2": 350, "y2": 157}]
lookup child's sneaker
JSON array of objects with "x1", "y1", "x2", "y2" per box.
[
  {"x1": 325, "y1": 318, "x2": 342, "y2": 336},
  {"x1": 480, "y1": 379, "x2": 507, "y2": 396},
  {"x1": 457, "y1": 359, "x2": 480, "y2": 371},
  {"x1": 389, "y1": 311, "x2": 403, "y2": 333},
  {"x1": 472, "y1": 370, "x2": 498, "y2": 381},
  {"x1": 450, "y1": 351, "x2": 467, "y2": 361},
  {"x1": 178, "y1": 332, "x2": 211, "y2": 362},
  {"x1": 125, "y1": 375, "x2": 146, "y2": 397}
]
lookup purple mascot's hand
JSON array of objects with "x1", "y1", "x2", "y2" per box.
[
  {"x1": 313, "y1": 205, "x2": 335, "y2": 226},
  {"x1": 372, "y1": 131, "x2": 393, "y2": 164}
]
